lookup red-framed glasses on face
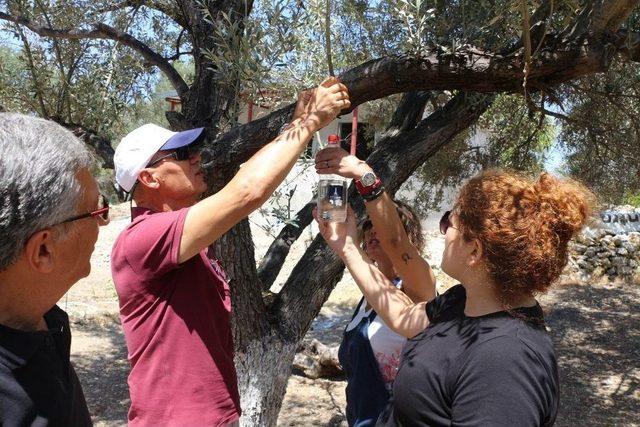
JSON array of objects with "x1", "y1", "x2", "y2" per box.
[
  {"x1": 61, "y1": 194, "x2": 110, "y2": 224},
  {"x1": 439, "y1": 210, "x2": 458, "y2": 235}
]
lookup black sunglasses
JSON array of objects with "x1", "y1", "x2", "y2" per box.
[
  {"x1": 146, "y1": 146, "x2": 193, "y2": 167},
  {"x1": 439, "y1": 210, "x2": 459, "y2": 235},
  {"x1": 61, "y1": 194, "x2": 109, "y2": 224}
]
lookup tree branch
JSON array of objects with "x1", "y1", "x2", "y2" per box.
[
  {"x1": 529, "y1": 0, "x2": 554, "y2": 49},
  {"x1": 594, "y1": 0, "x2": 638, "y2": 33},
  {"x1": 561, "y1": 0, "x2": 638, "y2": 41},
  {"x1": 257, "y1": 201, "x2": 315, "y2": 291},
  {"x1": 340, "y1": 43, "x2": 612, "y2": 107},
  {"x1": 341, "y1": 1, "x2": 635, "y2": 105},
  {"x1": 615, "y1": 30, "x2": 640, "y2": 61},
  {"x1": 91, "y1": 0, "x2": 187, "y2": 29},
  {"x1": 14, "y1": 24, "x2": 49, "y2": 118},
  {"x1": 166, "y1": 27, "x2": 191, "y2": 61},
  {"x1": 32, "y1": 0, "x2": 69, "y2": 118},
  {"x1": 203, "y1": 103, "x2": 296, "y2": 178},
  {"x1": 51, "y1": 118, "x2": 116, "y2": 168},
  {"x1": 384, "y1": 91, "x2": 431, "y2": 135},
  {"x1": 0, "y1": 12, "x2": 189, "y2": 98},
  {"x1": 165, "y1": 50, "x2": 193, "y2": 61},
  {"x1": 210, "y1": 28, "x2": 636, "y2": 172},
  {"x1": 371, "y1": 93, "x2": 495, "y2": 191}
]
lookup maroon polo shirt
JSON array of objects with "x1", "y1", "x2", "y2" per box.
[{"x1": 111, "y1": 207, "x2": 240, "y2": 426}]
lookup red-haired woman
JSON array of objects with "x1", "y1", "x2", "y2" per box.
[{"x1": 314, "y1": 163, "x2": 594, "y2": 426}]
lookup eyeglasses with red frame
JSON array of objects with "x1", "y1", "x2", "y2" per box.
[
  {"x1": 61, "y1": 194, "x2": 110, "y2": 224},
  {"x1": 439, "y1": 210, "x2": 459, "y2": 235}
]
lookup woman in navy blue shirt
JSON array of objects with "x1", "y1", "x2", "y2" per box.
[{"x1": 315, "y1": 149, "x2": 436, "y2": 426}]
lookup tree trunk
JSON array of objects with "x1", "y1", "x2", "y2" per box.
[{"x1": 234, "y1": 334, "x2": 298, "y2": 425}]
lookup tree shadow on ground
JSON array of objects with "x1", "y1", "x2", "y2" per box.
[
  {"x1": 542, "y1": 281, "x2": 640, "y2": 426},
  {"x1": 70, "y1": 314, "x2": 129, "y2": 426},
  {"x1": 278, "y1": 375, "x2": 348, "y2": 426}
]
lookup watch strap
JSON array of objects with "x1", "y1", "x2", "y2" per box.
[{"x1": 362, "y1": 185, "x2": 385, "y2": 202}]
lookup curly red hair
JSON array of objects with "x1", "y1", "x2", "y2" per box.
[{"x1": 454, "y1": 169, "x2": 596, "y2": 305}]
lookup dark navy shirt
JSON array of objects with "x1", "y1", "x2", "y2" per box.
[
  {"x1": 378, "y1": 285, "x2": 559, "y2": 427},
  {"x1": 0, "y1": 305, "x2": 92, "y2": 426}
]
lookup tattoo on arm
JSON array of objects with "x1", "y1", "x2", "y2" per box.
[{"x1": 401, "y1": 253, "x2": 412, "y2": 265}]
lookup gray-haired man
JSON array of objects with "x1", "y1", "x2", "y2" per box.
[{"x1": 0, "y1": 113, "x2": 110, "y2": 426}]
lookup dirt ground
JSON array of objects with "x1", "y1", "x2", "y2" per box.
[{"x1": 64, "y1": 204, "x2": 640, "y2": 426}]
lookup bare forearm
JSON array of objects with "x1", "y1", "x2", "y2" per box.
[
  {"x1": 365, "y1": 192, "x2": 436, "y2": 303},
  {"x1": 340, "y1": 245, "x2": 429, "y2": 338},
  {"x1": 233, "y1": 118, "x2": 315, "y2": 203}
]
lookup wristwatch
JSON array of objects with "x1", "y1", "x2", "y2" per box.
[
  {"x1": 355, "y1": 170, "x2": 384, "y2": 201},
  {"x1": 360, "y1": 171, "x2": 377, "y2": 187}
]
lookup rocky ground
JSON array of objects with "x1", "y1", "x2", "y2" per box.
[{"x1": 64, "y1": 204, "x2": 640, "y2": 426}]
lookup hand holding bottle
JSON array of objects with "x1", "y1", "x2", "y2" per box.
[
  {"x1": 314, "y1": 146, "x2": 372, "y2": 180},
  {"x1": 316, "y1": 135, "x2": 349, "y2": 222},
  {"x1": 313, "y1": 205, "x2": 361, "y2": 256}
]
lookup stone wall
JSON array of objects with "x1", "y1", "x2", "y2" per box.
[
  {"x1": 568, "y1": 230, "x2": 640, "y2": 279},
  {"x1": 565, "y1": 206, "x2": 640, "y2": 280}
]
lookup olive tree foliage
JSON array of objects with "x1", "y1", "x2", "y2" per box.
[
  {"x1": 0, "y1": 0, "x2": 189, "y2": 168},
  {"x1": 207, "y1": 0, "x2": 639, "y2": 215},
  {"x1": 405, "y1": 92, "x2": 557, "y2": 211},
  {"x1": 2, "y1": 0, "x2": 637, "y2": 204},
  {"x1": 552, "y1": 60, "x2": 640, "y2": 203},
  {"x1": 375, "y1": 0, "x2": 640, "y2": 209},
  {"x1": 2, "y1": 0, "x2": 640, "y2": 424},
  {"x1": 202, "y1": 0, "x2": 554, "y2": 218}
]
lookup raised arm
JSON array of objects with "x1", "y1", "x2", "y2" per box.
[
  {"x1": 314, "y1": 149, "x2": 436, "y2": 303},
  {"x1": 314, "y1": 207, "x2": 429, "y2": 338},
  {"x1": 178, "y1": 77, "x2": 350, "y2": 263}
]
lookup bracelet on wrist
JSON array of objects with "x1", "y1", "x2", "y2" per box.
[{"x1": 362, "y1": 186, "x2": 385, "y2": 202}]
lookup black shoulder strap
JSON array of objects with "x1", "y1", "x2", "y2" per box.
[{"x1": 350, "y1": 297, "x2": 366, "y2": 321}]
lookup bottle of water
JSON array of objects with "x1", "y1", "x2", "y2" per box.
[{"x1": 317, "y1": 134, "x2": 348, "y2": 222}]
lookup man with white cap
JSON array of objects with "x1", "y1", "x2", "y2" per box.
[{"x1": 111, "y1": 77, "x2": 350, "y2": 426}]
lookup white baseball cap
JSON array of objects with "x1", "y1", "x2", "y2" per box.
[{"x1": 114, "y1": 123, "x2": 204, "y2": 192}]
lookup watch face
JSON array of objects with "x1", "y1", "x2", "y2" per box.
[{"x1": 361, "y1": 172, "x2": 376, "y2": 186}]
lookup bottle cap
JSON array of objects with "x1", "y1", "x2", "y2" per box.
[{"x1": 327, "y1": 134, "x2": 340, "y2": 145}]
